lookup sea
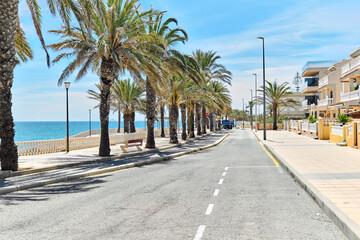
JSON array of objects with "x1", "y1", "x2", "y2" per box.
[{"x1": 13, "y1": 121, "x2": 169, "y2": 142}]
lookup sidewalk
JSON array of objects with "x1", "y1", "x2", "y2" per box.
[{"x1": 254, "y1": 130, "x2": 360, "y2": 239}]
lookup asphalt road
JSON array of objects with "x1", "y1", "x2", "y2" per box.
[{"x1": 0, "y1": 130, "x2": 346, "y2": 239}]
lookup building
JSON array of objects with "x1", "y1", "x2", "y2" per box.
[{"x1": 301, "y1": 61, "x2": 337, "y2": 117}]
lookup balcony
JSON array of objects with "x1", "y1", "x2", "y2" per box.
[
  {"x1": 341, "y1": 55, "x2": 360, "y2": 78},
  {"x1": 302, "y1": 61, "x2": 337, "y2": 77},
  {"x1": 318, "y1": 98, "x2": 333, "y2": 106},
  {"x1": 318, "y1": 76, "x2": 328, "y2": 88},
  {"x1": 340, "y1": 89, "x2": 360, "y2": 102},
  {"x1": 301, "y1": 77, "x2": 319, "y2": 93}
]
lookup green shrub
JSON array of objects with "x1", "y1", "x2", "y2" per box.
[
  {"x1": 337, "y1": 114, "x2": 352, "y2": 125},
  {"x1": 308, "y1": 115, "x2": 317, "y2": 123}
]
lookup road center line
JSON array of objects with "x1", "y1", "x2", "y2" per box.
[
  {"x1": 194, "y1": 225, "x2": 206, "y2": 240},
  {"x1": 218, "y1": 179, "x2": 224, "y2": 185},
  {"x1": 205, "y1": 204, "x2": 214, "y2": 215},
  {"x1": 222, "y1": 172, "x2": 227, "y2": 176},
  {"x1": 225, "y1": 167, "x2": 229, "y2": 171},
  {"x1": 214, "y1": 189, "x2": 220, "y2": 196}
]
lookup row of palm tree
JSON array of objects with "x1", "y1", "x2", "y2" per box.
[{"x1": 0, "y1": 0, "x2": 233, "y2": 171}]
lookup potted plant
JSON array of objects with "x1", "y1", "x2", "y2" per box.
[{"x1": 337, "y1": 114, "x2": 352, "y2": 126}]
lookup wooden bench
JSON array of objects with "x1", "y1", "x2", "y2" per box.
[{"x1": 120, "y1": 139, "x2": 143, "y2": 153}]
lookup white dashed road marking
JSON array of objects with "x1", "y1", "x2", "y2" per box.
[
  {"x1": 205, "y1": 204, "x2": 214, "y2": 215},
  {"x1": 214, "y1": 189, "x2": 220, "y2": 196},
  {"x1": 222, "y1": 172, "x2": 227, "y2": 176},
  {"x1": 225, "y1": 167, "x2": 229, "y2": 171},
  {"x1": 218, "y1": 179, "x2": 224, "y2": 185},
  {"x1": 193, "y1": 225, "x2": 206, "y2": 240}
]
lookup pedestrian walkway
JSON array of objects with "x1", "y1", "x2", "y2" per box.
[
  {"x1": 16, "y1": 135, "x2": 186, "y2": 172},
  {"x1": 255, "y1": 130, "x2": 360, "y2": 237}
]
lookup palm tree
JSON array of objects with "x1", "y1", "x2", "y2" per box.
[
  {"x1": 112, "y1": 79, "x2": 144, "y2": 133},
  {"x1": 209, "y1": 81, "x2": 232, "y2": 131},
  {"x1": 145, "y1": 11, "x2": 188, "y2": 148},
  {"x1": 259, "y1": 81, "x2": 297, "y2": 130},
  {"x1": 0, "y1": 0, "x2": 71, "y2": 170},
  {"x1": 191, "y1": 50, "x2": 232, "y2": 135},
  {"x1": 49, "y1": 0, "x2": 160, "y2": 156},
  {"x1": 87, "y1": 84, "x2": 122, "y2": 133},
  {"x1": 247, "y1": 101, "x2": 255, "y2": 130}
]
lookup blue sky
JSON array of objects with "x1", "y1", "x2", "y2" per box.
[{"x1": 14, "y1": 0, "x2": 360, "y2": 121}]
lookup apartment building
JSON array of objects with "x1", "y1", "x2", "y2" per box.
[
  {"x1": 339, "y1": 48, "x2": 360, "y2": 117},
  {"x1": 301, "y1": 61, "x2": 337, "y2": 117}
]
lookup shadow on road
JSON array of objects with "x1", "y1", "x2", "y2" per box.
[{"x1": 0, "y1": 175, "x2": 108, "y2": 206}]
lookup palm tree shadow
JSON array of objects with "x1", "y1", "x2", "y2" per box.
[{"x1": 0, "y1": 175, "x2": 108, "y2": 206}]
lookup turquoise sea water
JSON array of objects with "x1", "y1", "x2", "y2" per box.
[{"x1": 14, "y1": 121, "x2": 169, "y2": 142}]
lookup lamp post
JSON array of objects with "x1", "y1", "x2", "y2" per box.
[
  {"x1": 89, "y1": 109, "x2": 91, "y2": 137},
  {"x1": 257, "y1": 37, "x2": 266, "y2": 140},
  {"x1": 252, "y1": 73, "x2": 258, "y2": 132},
  {"x1": 250, "y1": 89, "x2": 253, "y2": 130},
  {"x1": 242, "y1": 98, "x2": 245, "y2": 130},
  {"x1": 64, "y1": 82, "x2": 70, "y2": 152}
]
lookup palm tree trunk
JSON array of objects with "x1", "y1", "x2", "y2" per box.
[
  {"x1": 181, "y1": 104, "x2": 187, "y2": 140},
  {"x1": 145, "y1": 78, "x2": 156, "y2": 148},
  {"x1": 217, "y1": 111, "x2": 221, "y2": 130},
  {"x1": 169, "y1": 104, "x2": 179, "y2": 144},
  {"x1": 124, "y1": 113, "x2": 130, "y2": 133},
  {"x1": 210, "y1": 111, "x2": 214, "y2": 132},
  {"x1": 160, "y1": 104, "x2": 165, "y2": 137},
  {"x1": 99, "y1": 58, "x2": 115, "y2": 157},
  {"x1": 0, "y1": 0, "x2": 19, "y2": 170},
  {"x1": 201, "y1": 104, "x2": 207, "y2": 134},
  {"x1": 250, "y1": 107, "x2": 253, "y2": 130},
  {"x1": 117, "y1": 104, "x2": 121, "y2": 133},
  {"x1": 196, "y1": 103, "x2": 201, "y2": 136},
  {"x1": 130, "y1": 111, "x2": 136, "y2": 133},
  {"x1": 273, "y1": 106, "x2": 278, "y2": 130},
  {"x1": 188, "y1": 106, "x2": 195, "y2": 138}
]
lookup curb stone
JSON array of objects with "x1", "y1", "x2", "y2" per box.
[
  {"x1": 252, "y1": 130, "x2": 360, "y2": 240},
  {"x1": 0, "y1": 132, "x2": 230, "y2": 196},
  {"x1": 4, "y1": 132, "x2": 215, "y2": 179}
]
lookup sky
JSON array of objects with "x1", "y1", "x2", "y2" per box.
[{"x1": 14, "y1": 0, "x2": 360, "y2": 121}]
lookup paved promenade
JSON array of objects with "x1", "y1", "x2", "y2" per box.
[
  {"x1": 255, "y1": 130, "x2": 360, "y2": 238},
  {"x1": 17, "y1": 135, "x2": 186, "y2": 171}
]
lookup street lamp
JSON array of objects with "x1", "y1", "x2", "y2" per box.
[
  {"x1": 64, "y1": 82, "x2": 70, "y2": 152},
  {"x1": 252, "y1": 73, "x2": 258, "y2": 132},
  {"x1": 250, "y1": 89, "x2": 253, "y2": 130},
  {"x1": 242, "y1": 98, "x2": 245, "y2": 130},
  {"x1": 89, "y1": 109, "x2": 92, "y2": 137},
  {"x1": 257, "y1": 37, "x2": 266, "y2": 140}
]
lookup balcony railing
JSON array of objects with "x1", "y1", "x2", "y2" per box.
[
  {"x1": 341, "y1": 55, "x2": 360, "y2": 77},
  {"x1": 340, "y1": 89, "x2": 360, "y2": 102},
  {"x1": 319, "y1": 76, "x2": 328, "y2": 88},
  {"x1": 318, "y1": 98, "x2": 333, "y2": 106}
]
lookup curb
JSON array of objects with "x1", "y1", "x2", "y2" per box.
[
  {"x1": 3, "y1": 132, "x2": 215, "y2": 179},
  {"x1": 252, "y1": 131, "x2": 360, "y2": 240},
  {"x1": 0, "y1": 132, "x2": 230, "y2": 196}
]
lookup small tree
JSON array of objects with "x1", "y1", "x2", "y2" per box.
[{"x1": 293, "y1": 72, "x2": 302, "y2": 92}]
